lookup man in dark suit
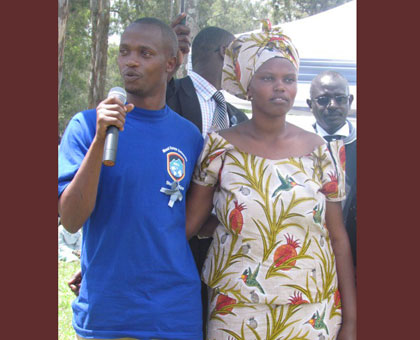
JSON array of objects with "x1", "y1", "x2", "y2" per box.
[
  {"x1": 167, "y1": 26, "x2": 248, "y2": 135},
  {"x1": 166, "y1": 26, "x2": 248, "y2": 333},
  {"x1": 307, "y1": 70, "x2": 356, "y2": 267}
]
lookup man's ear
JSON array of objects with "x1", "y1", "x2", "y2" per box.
[
  {"x1": 306, "y1": 99, "x2": 312, "y2": 109},
  {"x1": 348, "y1": 94, "x2": 354, "y2": 108},
  {"x1": 167, "y1": 51, "x2": 183, "y2": 82},
  {"x1": 166, "y1": 55, "x2": 177, "y2": 74},
  {"x1": 219, "y1": 45, "x2": 227, "y2": 60}
]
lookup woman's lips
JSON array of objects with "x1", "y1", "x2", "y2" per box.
[{"x1": 270, "y1": 96, "x2": 288, "y2": 103}]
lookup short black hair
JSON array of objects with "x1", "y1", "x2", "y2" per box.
[
  {"x1": 191, "y1": 26, "x2": 235, "y2": 66},
  {"x1": 129, "y1": 17, "x2": 178, "y2": 57},
  {"x1": 310, "y1": 70, "x2": 349, "y2": 97}
]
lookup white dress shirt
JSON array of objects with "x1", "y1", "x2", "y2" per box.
[
  {"x1": 315, "y1": 121, "x2": 350, "y2": 141},
  {"x1": 189, "y1": 71, "x2": 229, "y2": 137}
]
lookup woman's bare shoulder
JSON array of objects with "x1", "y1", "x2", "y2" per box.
[
  {"x1": 288, "y1": 123, "x2": 325, "y2": 150},
  {"x1": 218, "y1": 122, "x2": 249, "y2": 144}
]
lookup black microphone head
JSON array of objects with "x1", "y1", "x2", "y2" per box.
[{"x1": 108, "y1": 87, "x2": 127, "y2": 104}]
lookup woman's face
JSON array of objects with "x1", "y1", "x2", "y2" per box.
[{"x1": 247, "y1": 57, "x2": 297, "y2": 117}]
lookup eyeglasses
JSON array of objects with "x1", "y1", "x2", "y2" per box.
[{"x1": 315, "y1": 95, "x2": 349, "y2": 106}]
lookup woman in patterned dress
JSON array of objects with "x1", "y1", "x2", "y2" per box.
[{"x1": 186, "y1": 21, "x2": 356, "y2": 340}]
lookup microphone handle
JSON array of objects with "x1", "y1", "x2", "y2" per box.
[{"x1": 102, "y1": 126, "x2": 119, "y2": 167}]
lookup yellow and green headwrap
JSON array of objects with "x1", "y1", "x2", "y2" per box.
[{"x1": 222, "y1": 19, "x2": 300, "y2": 99}]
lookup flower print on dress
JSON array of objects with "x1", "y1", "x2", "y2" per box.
[
  {"x1": 229, "y1": 200, "x2": 246, "y2": 234},
  {"x1": 320, "y1": 172, "x2": 339, "y2": 199}
]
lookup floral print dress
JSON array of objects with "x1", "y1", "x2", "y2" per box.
[{"x1": 193, "y1": 132, "x2": 346, "y2": 340}]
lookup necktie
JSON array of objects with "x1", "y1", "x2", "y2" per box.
[
  {"x1": 324, "y1": 135, "x2": 343, "y2": 142},
  {"x1": 212, "y1": 91, "x2": 229, "y2": 130}
]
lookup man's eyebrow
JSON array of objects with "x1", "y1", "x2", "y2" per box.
[{"x1": 119, "y1": 43, "x2": 156, "y2": 51}]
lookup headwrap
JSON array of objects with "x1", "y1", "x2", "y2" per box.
[{"x1": 222, "y1": 19, "x2": 300, "y2": 100}]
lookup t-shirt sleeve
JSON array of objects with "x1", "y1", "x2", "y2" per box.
[
  {"x1": 319, "y1": 140, "x2": 346, "y2": 202},
  {"x1": 58, "y1": 112, "x2": 95, "y2": 197},
  {"x1": 192, "y1": 133, "x2": 227, "y2": 187}
]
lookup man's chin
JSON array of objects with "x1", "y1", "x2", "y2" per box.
[
  {"x1": 323, "y1": 120, "x2": 346, "y2": 133},
  {"x1": 125, "y1": 87, "x2": 145, "y2": 97}
]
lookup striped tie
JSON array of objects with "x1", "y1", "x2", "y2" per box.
[{"x1": 212, "y1": 91, "x2": 229, "y2": 130}]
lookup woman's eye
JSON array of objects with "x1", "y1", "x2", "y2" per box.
[{"x1": 285, "y1": 77, "x2": 296, "y2": 83}]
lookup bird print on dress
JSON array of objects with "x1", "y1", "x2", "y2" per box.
[
  {"x1": 305, "y1": 305, "x2": 329, "y2": 335},
  {"x1": 193, "y1": 134, "x2": 346, "y2": 337},
  {"x1": 272, "y1": 169, "x2": 302, "y2": 197},
  {"x1": 241, "y1": 263, "x2": 265, "y2": 294},
  {"x1": 310, "y1": 203, "x2": 324, "y2": 225}
]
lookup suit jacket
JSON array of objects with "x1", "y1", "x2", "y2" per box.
[
  {"x1": 342, "y1": 139, "x2": 356, "y2": 265},
  {"x1": 166, "y1": 76, "x2": 248, "y2": 133}
]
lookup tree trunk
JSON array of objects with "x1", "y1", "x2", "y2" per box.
[
  {"x1": 58, "y1": 0, "x2": 70, "y2": 96},
  {"x1": 169, "y1": 0, "x2": 175, "y2": 22},
  {"x1": 88, "y1": 0, "x2": 110, "y2": 109},
  {"x1": 176, "y1": 0, "x2": 200, "y2": 78}
]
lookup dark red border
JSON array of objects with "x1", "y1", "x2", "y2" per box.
[
  {"x1": 2, "y1": 2, "x2": 58, "y2": 337},
  {"x1": 4, "y1": 1, "x2": 416, "y2": 338},
  {"x1": 358, "y1": 1, "x2": 418, "y2": 338}
]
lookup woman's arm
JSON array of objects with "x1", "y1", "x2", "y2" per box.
[
  {"x1": 197, "y1": 213, "x2": 220, "y2": 238},
  {"x1": 185, "y1": 182, "x2": 216, "y2": 239},
  {"x1": 325, "y1": 201, "x2": 357, "y2": 340}
]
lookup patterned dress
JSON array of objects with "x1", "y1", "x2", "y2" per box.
[{"x1": 193, "y1": 132, "x2": 346, "y2": 340}]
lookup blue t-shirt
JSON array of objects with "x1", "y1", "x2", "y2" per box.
[{"x1": 58, "y1": 105, "x2": 204, "y2": 340}]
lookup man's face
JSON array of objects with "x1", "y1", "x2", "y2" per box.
[
  {"x1": 308, "y1": 75, "x2": 353, "y2": 134},
  {"x1": 117, "y1": 23, "x2": 174, "y2": 98}
]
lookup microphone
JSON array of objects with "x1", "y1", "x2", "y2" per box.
[{"x1": 102, "y1": 87, "x2": 127, "y2": 167}]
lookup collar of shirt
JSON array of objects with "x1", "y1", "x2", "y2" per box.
[
  {"x1": 189, "y1": 71, "x2": 219, "y2": 136},
  {"x1": 315, "y1": 121, "x2": 350, "y2": 139},
  {"x1": 189, "y1": 71, "x2": 218, "y2": 101}
]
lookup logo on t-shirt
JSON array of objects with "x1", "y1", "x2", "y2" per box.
[
  {"x1": 167, "y1": 152, "x2": 185, "y2": 182},
  {"x1": 160, "y1": 147, "x2": 187, "y2": 208}
]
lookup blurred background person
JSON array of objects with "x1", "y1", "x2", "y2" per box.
[{"x1": 307, "y1": 70, "x2": 356, "y2": 267}]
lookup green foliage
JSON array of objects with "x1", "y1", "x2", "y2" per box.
[
  {"x1": 59, "y1": 0, "x2": 91, "y2": 136},
  {"x1": 199, "y1": 0, "x2": 270, "y2": 34},
  {"x1": 58, "y1": 260, "x2": 80, "y2": 340},
  {"x1": 110, "y1": 0, "x2": 174, "y2": 35},
  {"x1": 105, "y1": 44, "x2": 124, "y2": 93}
]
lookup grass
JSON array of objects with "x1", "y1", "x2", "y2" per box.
[{"x1": 58, "y1": 260, "x2": 80, "y2": 340}]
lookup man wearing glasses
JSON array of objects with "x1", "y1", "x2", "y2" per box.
[{"x1": 307, "y1": 70, "x2": 357, "y2": 268}]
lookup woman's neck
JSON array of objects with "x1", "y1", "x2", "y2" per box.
[{"x1": 247, "y1": 114, "x2": 288, "y2": 141}]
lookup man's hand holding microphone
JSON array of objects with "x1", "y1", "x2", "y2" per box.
[{"x1": 95, "y1": 87, "x2": 134, "y2": 166}]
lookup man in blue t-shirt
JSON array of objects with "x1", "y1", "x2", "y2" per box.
[{"x1": 59, "y1": 17, "x2": 203, "y2": 340}]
